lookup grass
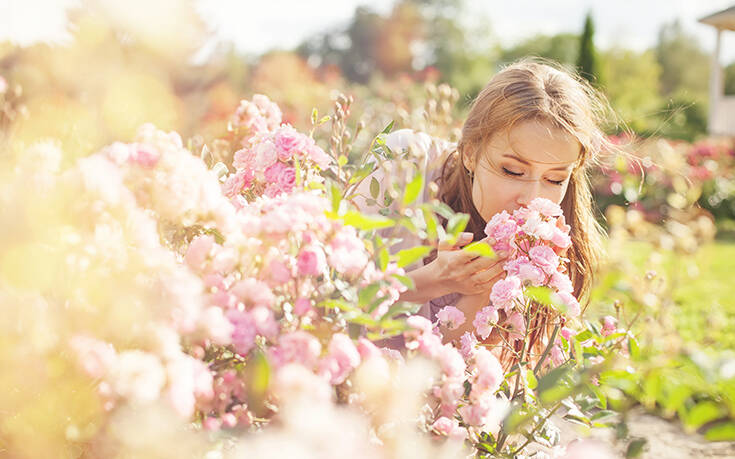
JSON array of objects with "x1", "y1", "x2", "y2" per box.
[{"x1": 590, "y1": 240, "x2": 735, "y2": 350}]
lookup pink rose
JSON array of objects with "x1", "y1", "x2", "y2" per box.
[
  {"x1": 296, "y1": 248, "x2": 324, "y2": 276},
  {"x1": 550, "y1": 271, "x2": 574, "y2": 294},
  {"x1": 436, "y1": 344, "x2": 466, "y2": 379},
  {"x1": 529, "y1": 245, "x2": 559, "y2": 275},
  {"x1": 273, "y1": 125, "x2": 308, "y2": 161},
  {"x1": 507, "y1": 311, "x2": 527, "y2": 341},
  {"x1": 305, "y1": 139, "x2": 331, "y2": 169},
  {"x1": 557, "y1": 291, "x2": 581, "y2": 317},
  {"x1": 266, "y1": 259, "x2": 292, "y2": 285},
  {"x1": 229, "y1": 278, "x2": 275, "y2": 308},
  {"x1": 227, "y1": 309, "x2": 257, "y2": 355},
  {"x1": 459, "y1": 331, "x2": 478, "y2": 359},
  {"x1": 431, "y1": 416, "x2": 466, "y2": 441},
  {"x1": 293, "y1": 297, "x2": 313, "y2": 316},
  {"x1": 131, "y1": 144, "x2": 159, "y2": 168},
  {"x1": 222, "y1": 170, "x2": 253, "y2": 198},
  {"x1": 253, "y1": 140, "x2": 278, "y2": 171},
  {"x1": 185, "y1": 235, "x2": 214, "y2": 270},
  {"x1": 436, "y1": 305, "x2": 466, "y2": 330},
  {"x1": 528, "y1": 197, "x2": 563, "y2": 217},
  {"x1": 473, "y1": 347, "x2": 503, "y2": 393},
  {"x1": 472, "y1": 305, "x2": 499, "y2": 340},
  {"x1": 264, "y1": 161, "x2": 296, "y2": 194},
  {"x1": 233, "y1": 148, "x2": 256, "y2": 171},
  {"x1": 601, "y1": 315, "x2": 617, "y2": 336},
  {"x1": 269, "y1": 331, "x2": 322, "y2": 369},
  {"x1": 489, "y1": 276, "x2": 522, "y2": 310}
]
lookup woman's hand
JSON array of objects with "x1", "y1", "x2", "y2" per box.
[{"x1": 429, "y1": 233, "x2": 507, "y2": 297}]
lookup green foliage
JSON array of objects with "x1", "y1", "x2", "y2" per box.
[
  {"x1": 577, "y1": 12, "x2": 600, "y2": 87},
  {"x1": 599, "y1": 49, "x2": 662, "y2": 133},
  {"x1": 499, "y1": 33, "x2": 579, "y2": 68},
  {"x1": 725, "y1": 62, "x2": 735, "y2": 96}
]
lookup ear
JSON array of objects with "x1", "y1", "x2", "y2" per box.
[{"x1": 461, "y1": 145, "x2": 475, "y2": 173}]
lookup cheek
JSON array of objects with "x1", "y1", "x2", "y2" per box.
[{"x1": 473, "y1": 178, "x2": 521, "y2": 217}]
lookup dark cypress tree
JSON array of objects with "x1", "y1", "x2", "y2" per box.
[{"x1": 577, "y1": 12, "x2": 599, "y2": 86}]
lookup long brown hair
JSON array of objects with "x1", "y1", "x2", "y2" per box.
[{"x1": 438, "y1": 58, "x2": 612, "y2": 304}]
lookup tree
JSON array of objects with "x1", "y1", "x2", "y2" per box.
[
  {"x1": 724, "y1": 61, "x2": 735, "y2": 95},
  {"x1": 599, "y1": 48, "x2": 662, "y2": 133},
  {"x1": 577, "y1": 12, "x2": 600, "y2": 86},
  {"x1": 655, "y1": 20, "x2": 709, "y2": 100},
  {"x1": 500, "y1": 33, "x2": 579, "y2": 68}
]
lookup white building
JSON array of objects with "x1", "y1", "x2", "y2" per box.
[{"x1": 699, "y1": 5, "x2": 735, "y2": 136}]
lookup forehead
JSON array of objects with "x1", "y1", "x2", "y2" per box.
[{"x1": 485, "y1": 119, "x2": 581, "y2": 167}]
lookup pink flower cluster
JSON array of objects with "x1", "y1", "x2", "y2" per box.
[
  {"x1": 223, "y1": 96, "x2": 331, "y2": 201},
  {"x1": 472, "y1": 198, "x2": 580, "y2": 343}
]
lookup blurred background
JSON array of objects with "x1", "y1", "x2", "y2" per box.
[{"x1": 1, "y1": 1, "x2": 735, "y2": 453}]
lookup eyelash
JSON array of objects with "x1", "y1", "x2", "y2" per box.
[{"x1": 502, "y1": 167, "x2": 565, "y2": 186}]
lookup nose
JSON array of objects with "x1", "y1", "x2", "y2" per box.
[{"x1": 516, "y1": 179, "x2": 542, "y2": 207}]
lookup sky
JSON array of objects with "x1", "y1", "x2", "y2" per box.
[{"x1": 2, "y1": 0, "x2": 735, "y2": 63}]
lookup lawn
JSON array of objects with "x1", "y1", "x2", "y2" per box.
[{"x1": 590, "y1": 240, "x2": 735, "y2": 349}]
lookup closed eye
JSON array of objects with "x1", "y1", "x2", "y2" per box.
[{"x1": 502, "y1": 167, "x2": 523, "y2": 177}]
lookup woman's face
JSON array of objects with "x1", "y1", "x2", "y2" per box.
[{"x1": 465, "y1": 119, "x2": 581, "y2": 222}]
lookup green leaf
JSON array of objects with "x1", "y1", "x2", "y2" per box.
[
  {"x1": 330, "y1": 182, "x2": 342, "y2": 213},
  {"x1": 212, "y1": 161, "x2": 229, "y2": 179},
  {"x1": 421, "y1": 207, "x2": 438, "y2": 242},
  {"x1": 311, "y1": 107, "x2": 318, "y2": 125},
  {"x1": 403, "y1": 173, "x2": 424, "y2": 206},
  {"x1": 338, "y1": 155, "x2": 348, "y2": 167},
  {"x1": 393, "y1": 274, "x2": 415, "y2": 290},
  {"x1": 319, "y1": 115, "x2": 331, "y2": 125},
  {"x1": 358, "y1": 284, "x2": 381, "y2": 308},
  {"x1": 381, "y1": 120, "x2": 395, "y2": 135},
  {"x1": 321, "y1": 299, "x2": 358, "y2": 313},
  {"x1": 350, "y1": 163, "x2": 375, "y2": 184},
  {"x1": 590, "y1": 410, "x2": 616, "y2": 421},
  {"x1": 377, "y1": 246, "x2": 389, "y2": 271},
  {"x1": 370, "y1": 176, "x2": 380, "y2": 199},
  {"x1": 526, "y1": 369, "x2": 538, "y2": 390},
  {"x1": 395, "y1": 245, "x2": 432, "y2": 268},
  {"x1": 345, "y1": 313, "x2": 378, "y2": 327},
  {"x1": 628, "y1": 336, "x2": 641, "y2": 360},
  {"x1": 524, "y1": 286, "x2": 566, "y2": 312},
  {"x1": 446, "y1": 213, "x2": 469, "y2": 238},
  {"x1": 588, "y1": 383, "x2": 608, "y2": 409},
  {"x1": 462, "y1": 241, "x2": 495, "y2": 258},
  {"x1": 705, "y1": 422, "x2": 735, "y2": 441},
  {"x1": 249, "y1": 351, "x2": 270, "y2": 398},
  {"x1": 625, "y1": 438, "x2": 647, "y2": 458},
  {"x1": 340, "y1": 210, "x2": 395, "y2": 230},
  {"x1": 685, "y1": 401, "x2": 723, "y2": 429}
]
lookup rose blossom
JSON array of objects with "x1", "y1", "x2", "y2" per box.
[
  {"x1": 459, "y1": 332, "x2": 478, "y2": 359},
  {"x1": 473, "y1": 347, "x2": 503, "y2": 393},
  {"x1": 507, "y1": 311, "x2": 527, "y2": 341},
  {"x1": 528, "y1": 197, "x2": 563, "y2": 217},
  {"x1": 472, "y1": 305, "x2": 499, "y2": 340},
  {"x1": 273, "y1": 125, "x2": 308, "y2": 160},
  {"x1": 296, "y1": 248, "x2": 324, "y2": 276},
  {"x1": 489, "y1": 275, "x2": 522, "y2": 310},
  {"x1": 436, "y1": 305, "x2": 466, "y2": 330},
  {"x1": 528, "y1": 245, "x2": 559, "y2": 275},
  {"x1": 601, "y1": 315, "x2": 617, "y2": 336}
]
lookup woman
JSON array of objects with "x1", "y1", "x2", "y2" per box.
[{"x1": 361, "y1": 59, "x2": 610, "y2": 354}]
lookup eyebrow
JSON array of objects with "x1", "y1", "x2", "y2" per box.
[{"x1": 502, "y1": 154, "x2": 574, "y2": 172}]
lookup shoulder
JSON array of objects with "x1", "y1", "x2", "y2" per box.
[{"x1": 384, "y1": 129, "x2": 455, "y2": 165}]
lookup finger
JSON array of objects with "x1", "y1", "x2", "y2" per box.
[
  {"x1": 465, "y1": 251, "x2": 507, "y2": 271},
  {"x1": 471, "y1": 268, "x2": 505, "y2": 286},
  {"x1": 469, "y1": 271, "x2": 505, "y2": 294},
  {"x1": 437, "y1": 232, "x2": 473, "y2": 251}
]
